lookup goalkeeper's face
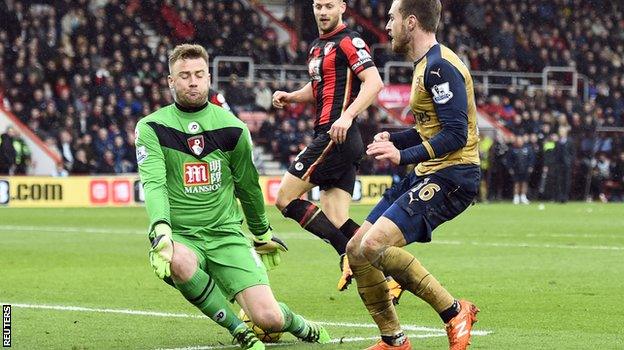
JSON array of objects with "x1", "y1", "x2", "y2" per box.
[
  {"x1": 386, "y1": 1, "x2": 410, "y2": 54},
  {"x1": 168, "y1": 58, "x2": 210, "y2": 108}
]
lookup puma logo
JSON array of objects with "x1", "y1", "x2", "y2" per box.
[
  {"x1": 430, "y1": 68, "x2": 441, "y2": 77},
  {"x1": 408, "y1": 191, "x2": 419, "y2": 204}
]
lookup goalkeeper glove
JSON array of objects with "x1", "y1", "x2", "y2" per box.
[
  {"x1": 252, "y1": 227, "x2": 288, "y2": 270},
  {"x1": 149, "y1": 223, "x2": 173, "y2": 279}
]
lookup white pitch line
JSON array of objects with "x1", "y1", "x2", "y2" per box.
[
  {"x1": 2, "y1": 303, "x2": 492, "y2": 337},
  {"x1": 157, "y1": 333, "x2": 448, "y2": 350},
  {"x1": 5, "y1": 224, "x2": 619, "y2": 251},
  {"x1": 434, "y1": 240, "x2": 624, "y2": 251},
  {"x1": 0, "y1": 225, "x2": 144, "y2": 235},
  {"x1": 317, "y1": 321, "x2": 487, "y2": 335},
  {"x1": 2, "y1": 303, "x2": 206, "y2": 319}
]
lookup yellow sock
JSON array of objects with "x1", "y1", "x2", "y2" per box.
[
  {"x1": 351, "y1": 262, "x2": 402, "y2": 336},
  {"x1": 377, "y1": 246, "x2": 454, "y2": 313}
]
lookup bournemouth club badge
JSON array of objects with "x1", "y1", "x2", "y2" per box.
[
  {"x1": 187, "y1": 135, "x2": 205, "y2": 156},
  {"x1": 324, "y1": 42, "x2": 335, "y2": 55}
]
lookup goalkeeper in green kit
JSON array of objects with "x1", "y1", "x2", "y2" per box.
[{"x1": 135, "y1": 44, "x2": 330, "y2": 349}]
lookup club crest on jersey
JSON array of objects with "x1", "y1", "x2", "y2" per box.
[
  {"x1": 431, "y1": 82, "x2": 454, "y2": 104},
  {"x1": 188, "y1": 121, "x2": 200, "y2": 134},
  {"x1": 324, "y1": 42, "x2": 335, "y2": 55},
  {"x1": 187, "y1": 135, "x2": 205, "y2": 156}
]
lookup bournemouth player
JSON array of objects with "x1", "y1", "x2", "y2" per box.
[
  {"x1": 271, "y1": 0, "x2": 386, "y2": 292},
  {"x1": 347, "y1": 0, "x2": 481, "y2": 349},
  {"x1": 135, "y1": 44, "x2": 329, "y2": 350},
  {"x1": 208, "y1": 88, "x2": 232, "y2": 112}
]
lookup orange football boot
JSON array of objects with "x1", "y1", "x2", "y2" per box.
[
  {"x1": 337, "y1": 254, "x2": 353, "y2": 291},
  {"x1": 365, "y1": 338, "x2": 411, "y2": 350},
  {"x1": 445, "y1": 300, "x2": 480, "y2": 350},
  {"x1": 386, "y1": 277, "x2": 404, "y2": 305}
]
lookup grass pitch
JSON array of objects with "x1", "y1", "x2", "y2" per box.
[{"x1": 1, "y1": 203, "x2": 623, "y2": 349}]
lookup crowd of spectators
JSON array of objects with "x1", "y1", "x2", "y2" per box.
[{"x1": 0, "y1": 0, "x2": 622, "y2": 201}]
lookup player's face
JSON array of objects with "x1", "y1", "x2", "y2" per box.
[
  {"x1": 386, "y1": 1, "x2": 410, "y2": 54},
  {"x1": 168, "y1": 58, "x2": 210, "y2": 108},
  {"x1": 313, "y1": 0, "x2": 345, "y2": 34}
]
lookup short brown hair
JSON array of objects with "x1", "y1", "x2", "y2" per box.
[
  {"x1": 398, "y1": 0, "x2": 441, "y2": 33},
  {"x1": 168, "y1": 44, "x2": 209, "y2": 72}
]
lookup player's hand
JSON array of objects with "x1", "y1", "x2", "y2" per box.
[
  {"x1": 373, "y1": 131, "x2": 391, "y2": 142},
  {"x1": 272, "y1": 91, "x2": 290, "y2": 109},
  {"x1": 149, "y1": 223, "x2": 174, "y2": 279},
  {"x1": 366, "y1": 141, "x2": 401, "y2": 165},
  {"x1": 252, "y1": 227, "x2": 288, "y2": 270},
  {"x1": 329, "y1": 115, "x2": 353, "y2": 144}
]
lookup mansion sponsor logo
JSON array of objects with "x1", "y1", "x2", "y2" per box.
[{"x1": 183, "y1": 160, "x2": 222, "y2": 194}]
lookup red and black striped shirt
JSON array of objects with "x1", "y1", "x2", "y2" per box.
[{"x1": 307, "y1": 24, "x2": 375, "y2": 132}]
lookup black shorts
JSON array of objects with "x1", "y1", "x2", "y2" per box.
[
  {"x1": 366, "y1": 165, "x2": 480, "y2": 243},
  {"x1": 512, "y1": 171, "x2": 529, "y2": 182},
  {"x1": 287, "y1": 123, "x2": 364, "y2": 195}
]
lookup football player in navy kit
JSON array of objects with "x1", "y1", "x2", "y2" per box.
[{"x1": 346, "y1": 0, "x2": 481, "y2": 349}]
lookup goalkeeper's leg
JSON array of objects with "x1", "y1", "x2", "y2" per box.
[
  {"x1": 170, "y1": 243, "x2": 262, "y2": 349},
  {"x1": 236, "y1": 285, "x2": 330, "y2": 344}
]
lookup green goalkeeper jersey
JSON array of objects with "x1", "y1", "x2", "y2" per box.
[{"x1": 135, "y1": 102, "x2": 269, "y2": 237}]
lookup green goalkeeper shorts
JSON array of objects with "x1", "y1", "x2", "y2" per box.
[{"x1": 172, "y1": 230, "x2": 269, "y2": 301}]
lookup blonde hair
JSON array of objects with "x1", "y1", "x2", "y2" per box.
[{"x1": 168, "y1": 44, "x2": 209, "y2": 72}]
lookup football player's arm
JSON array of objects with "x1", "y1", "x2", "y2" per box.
[
  {"x1": 273, "y1": 82, "x2": 314, "y2": 108},
  {"x1": 230, "y1": 125, "x2": 270, "y2": 236},
  {"x1": 389, "y1": 128, "x2": 423, "y2": 150},
  {"x1": 398, "y1": 60, "x2": 468, "y2": 165},
  {"x1": 230, "y1": 126, "x2": 287, "y2": 269},
  {"x1": 136, "y1": 121, "x2": 172, "y2": 279},
  {"x1": 135, "y1": 121, "x2": 170, "y2": 231},
  {"x1": 331, "y1": 36, "x2": 383, "y2": 143},
  {"x1": 342, "y1": 67, "x2": 384, "y2": 120}
]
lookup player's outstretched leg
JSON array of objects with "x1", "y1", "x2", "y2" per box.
[
  {"x1": 171, "y1": 243, "x2": 262, "y2": 349},
  {"x1": 173, "y1": 265, "x2": 241, "y2": 331},
  {"x1": 278, "y1": 302, "x2": 330, "y2": 344},
  {"x1": 363, "y1": 235, "x2": 479, "y2": 349},
  {"x1": 337, "y1": 218, "x2": 359, "y2": 291},
  {"x1": 346, "y1": 228, "x2": 410, "y2": 349},
  {"x1": 350, "y1": 261, "x2": 411, "y2": 349},
  {"x1": 280, "y1": 198, "x2": 349, "y2": 255}
]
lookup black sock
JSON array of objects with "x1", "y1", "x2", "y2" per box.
[
  {"x1": 339, "y1": 218, "x2": 360, "y2": 239},
  {"x1": 439, "y1": 299, "x2": 460, "y2": 323},
  {"x1": 381, "y1": 332, "x2": 407, "y2": 346},
  {"x1": 282, "y1": 199, "x2": 348, "y2": 254}
]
